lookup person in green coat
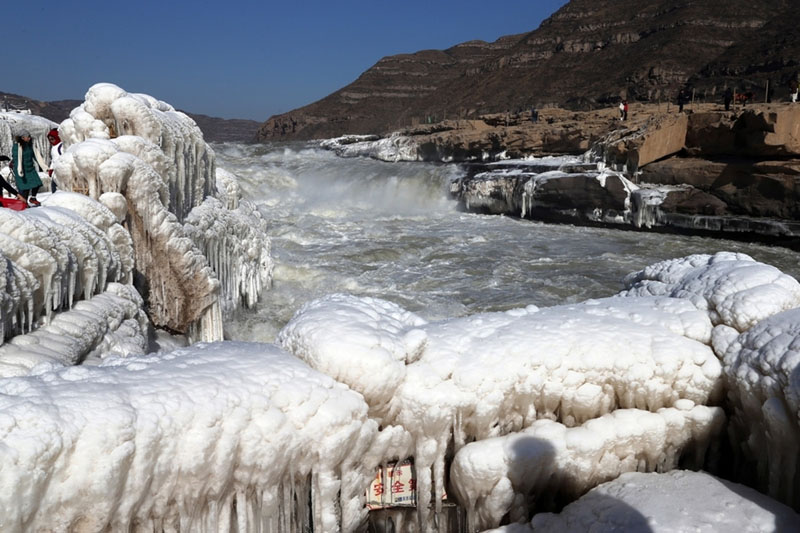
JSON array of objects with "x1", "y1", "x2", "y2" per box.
[{"x1": 11, "y1": 130, "x2": 46, "y2": 206}]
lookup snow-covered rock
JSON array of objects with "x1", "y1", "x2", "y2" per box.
[
  {"x1": 714, "y1": 308, "x2": 800, "y2": 509},
  {"x1": 0, "y1": 342, "x2": 408, "y2": 533},
  {"x1": 0, "y1": 283, "x2": 147, "y2": 377},
  {"x1": 620, "y1": 251, "x2": 800, "y2": 331},
  {"x1": 516, "y1": 470, "x2": 800, "y2": 533},
  {"x1": 0, "y1": 194, "x2": 133, "y2": 345},
  {"x1": 278, "y1": 293, "x2": 724, "y2": 526},
  {"x1": 451, "y1": 404, "x2": 725, "y2": 530},
  {"x1": 55, "y1": 83, "x2": 272, "y2": 338}
]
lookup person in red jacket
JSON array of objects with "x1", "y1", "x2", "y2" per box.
[{"x1": 46, "y1": 128, "x2": 64, "y2": 192}]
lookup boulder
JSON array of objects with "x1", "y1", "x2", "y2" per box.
[
  {"x1": 530, "y1": 173, "x2": 629, "y2": 213},
  {"x1": 736, "y1": 106, "x2": 800, "y2": 157},
  {"x1": 602, "y1": 112, "x2": 688, "y2": 171},
  {"x1": 642, "y1": 157, "x2": 800, "y2": 219},
  {"x1": 687, "y1": 105, "x2": 800, "y2": 157},
  {"x1": 452, "y1": 173, "x2": 526, "y2": 214},
  {"x1": 685, "y1": 112, "x2": 738, "y2": 156},
  {"x1": 660, "y1": 188, "x2": 729, "y2": 216}
]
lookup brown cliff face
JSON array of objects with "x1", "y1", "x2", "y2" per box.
[{"x1": 257, "y1": 0, "x2": 799, "y2": 141}]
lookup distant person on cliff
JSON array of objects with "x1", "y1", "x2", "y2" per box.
[
  {"x1": 724, "y1": 88, "x2": 733, "y2": 111},
  {"x1": 0, "y1": 155, "x2": 27, "y2": 203},
  {"x1": 623, "y1": 100, "x2": 629, "y2": 121},
  {"x1": 677, "y1": 89, "x2": 687, "y2": 112},
  {"x1": 46, "y1": 128, "x2": 63, "y2": 192},
  {"x1": 530, "y1": 106, "x2": 539, "y2": 123},
  {"x1": 11, "y1": 130, "x2": 46, "y2": 206},
  {"x1": 790, "y1": 79, "x2": 799, "y2": 103},
  {"x1": 619, "y1": 101, "x2": 625, "y2": 120}
]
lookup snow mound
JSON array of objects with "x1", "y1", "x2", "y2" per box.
[
  {"x1": 277, "y1": 293, "x2": 428, "y2": 416},
  {"x1": 278, "y1": 294, "x2": 723, "y2": 524},
  {"x1": 520, "y1": 470, "x2": 800, "y2": 533},
  {"x1": 620, "y1": 251, "x2": 800, "y2": 331},
  {"x1": 0, "y1": 342, "x2": 392, "y2": 533},
  {"x1": 714, "y1": 307, "x2": 800, "y2": 508},
  {"x1": 451, "y1": 403, "x2": 725, "y2": 530}
]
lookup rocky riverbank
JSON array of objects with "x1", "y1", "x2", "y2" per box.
[{"x1": 323, "y1": 101, "x2": 800, "y2": 247}]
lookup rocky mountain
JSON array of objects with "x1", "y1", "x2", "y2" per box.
[
  {"x1": 1, "y1": 91, "x2": 259, "y2": 143},
  {"x1": 257, "y1": 0, "x2": 800, "y2": 141},
  {"x1": 0, "y1": 91, "x2": 79, "y2": 124},
  {"x1": 178, "y1": 112, "x2": 260, "y2": 144}
]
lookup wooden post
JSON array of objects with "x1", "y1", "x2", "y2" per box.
[{"x1": 765, "y1": 80, "x2": 769, "y2": 103}]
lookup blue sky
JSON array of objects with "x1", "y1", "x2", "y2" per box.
[{"x1": 7, "y1": 1, "x2": 567, "y2": 120}]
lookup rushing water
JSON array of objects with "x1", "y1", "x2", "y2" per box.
[{"x1": 214, "y1": 141, "x2": 800, "y2": 342}]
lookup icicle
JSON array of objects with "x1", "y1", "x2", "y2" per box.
[{"x1": 236, "y1": 490, "x2": 247, "y2": 533}]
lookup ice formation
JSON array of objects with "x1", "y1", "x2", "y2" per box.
[
  {"x1": 514, "y1": 470, "x2": 800, "y2": 533},
  {"x1": 59, "y1": 83, "x2": 214, "y2": 221},
  {"x1": 278, "y1": 292, "x2": 724, "y2": 527},
  {"x1": 620, "y1": 251, "x2": 800, "y2": 331},
  {"x1": 0, "y1": 112, "x2": 57, "y2": 160},
  {"x1": 450, "y1": 403, "x2": 725, "y2": 530},
  {"x1": 1, "y1": 84, "x2": 271, "y2": 380},
  {"x1": 55, "y1": 83, "x2": 272, "y2": 337},
  {"x1": 714, "y1": 308, "x2": 800, "y2": 508},
  {"x1": 0, "y1": 193, "x2": 134, "y2": 354},
  {"x1": 4, "y1": 98, "x2": 800, "y2": 532},
  {"x1": 183, "y1": 196, "x2": 273, "y2": 315},
  {"x1": 320, "y1": 133, "x2": 422, "y2": 162},
  {"x1": 0, "y1": 283, "x2": 147, "y2": 377},
  {"x1": 0, "y1": 245, "x2": 798, "y2": 531},
  {"x1": 0, "y1": 342, "x2": 414, "y2": 532},
  {"x1": 53, "y1": 137, "x2": 221, "y2": 335}
]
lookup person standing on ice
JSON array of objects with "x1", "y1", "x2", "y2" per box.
[
  {"x1": 0, "y1": 155, "x2": 27, "y2": 203},
  {"x1": 11, "y1": 130, "x2": 46, "y2": 206},
  {"x1": 46, "y1": 128, "x2": 63, "y2": 192}
]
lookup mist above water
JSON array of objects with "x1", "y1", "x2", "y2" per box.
[{"x1": 214, "y1": 142, "x2": 800, "y2": 342}]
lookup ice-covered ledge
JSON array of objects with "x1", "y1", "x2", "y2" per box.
[{"x1": 449, "y1": 158, "x2": 800, "y2": 247}]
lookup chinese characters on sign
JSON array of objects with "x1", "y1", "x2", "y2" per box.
[{"x1": 366, "y1": 459, "x2": 417, "y2": 509}]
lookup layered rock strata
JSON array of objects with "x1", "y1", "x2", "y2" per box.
[{"x1": 258, "y1": 0, "x2": 799, "y2": 141}]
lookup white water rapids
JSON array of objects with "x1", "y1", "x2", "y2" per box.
[{"x1": 214, "y1": 141, "x2": 800, "y2": 342}]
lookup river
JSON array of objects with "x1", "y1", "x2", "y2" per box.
[{"x1": 213, "y1": 141, "x2": 800, "y2": 342}]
